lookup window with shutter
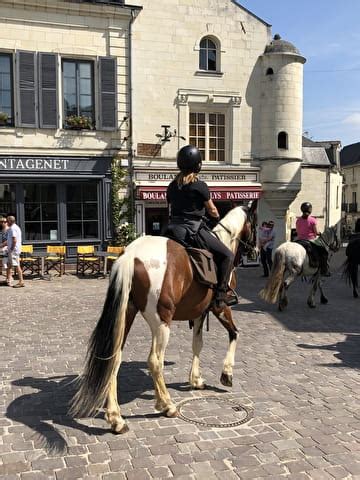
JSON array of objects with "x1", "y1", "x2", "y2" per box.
[
  {"x1": 99, "y1": 57, "x2": 117, "y2": 130},
  {"x1": 39, "y1": 53, "x2": 58, "y2": 129},
  {"x1": 62, "y1": 59, "x2": 95, "y2": 130},
  {"x1": 17, "y1": 51, "x2": 37, "y2": 127},
  {"x1": 0, "y1": 53, "x2": 14, "y2": 127}
]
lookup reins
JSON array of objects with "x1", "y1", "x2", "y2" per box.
[{"x1": 215, "y1": 220, "x2": 254, "y2": 252}]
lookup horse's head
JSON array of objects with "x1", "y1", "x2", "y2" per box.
[
  {"x1": 240, "y1": 200, "x2": 258, "y2": 257},
  {"x1": 321, "y1": 226, "x2": 340, "y2": 252}
]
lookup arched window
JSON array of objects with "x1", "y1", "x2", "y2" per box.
[
  {"x1": 278, "y1": 131, "x2": 288, "y2": 149},
  {"x1": 199, "y1": 37, "x2": 218, "y2": 72},
  {"x1": 266, "y1": 67, "x2": 274, "y2": 75}
]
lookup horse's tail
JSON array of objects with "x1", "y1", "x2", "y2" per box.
[
  {"x1": 69, "y1": 247, "x2": 135, "y2": 418},
  {"x1": 259, "y1": 248, "x2": 286, "y2": 303}
]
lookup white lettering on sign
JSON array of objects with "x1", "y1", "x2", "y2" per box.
[
  {"x1": 141, "y1": 191, "x2": 167, "y2": 201},
  {"x1": 0, "y1": 158, "x2": 70, "y2": 170},
  {"x1": 139, "y1": 190, "x2": 261, "y2": 202},
  {"x1": 135, "y1": 171, "x2": 258, "y2": 182}
]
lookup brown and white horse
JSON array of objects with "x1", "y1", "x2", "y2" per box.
[{"x1": 70, "y1": 203, "x2": 257, "y2": 434}]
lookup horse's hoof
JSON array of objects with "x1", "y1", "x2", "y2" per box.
[
  {"x1": 220, "y1": 373, "x2": 233, "y2": 387},
  {"x1": 278, "y1": 303, "x2": 285, "y2": 311},
  {"x1": 112, "y1": 423, "x2": 129, "y2": 435},
  {"x1": 192, "y1": 382, "x2": 206, "y2": 390},
  {"x1": 354, "y1": 292, "x2": 359, "y2": 298},
  {"x1": 165, "y1": 407, "x2": 179, "y2": 418},
  {"x1": 320, "y1": 297, "x2": 328, "y2": 304},
  {"x1": 307, "y1": 302, "x2": 316, "y2": 309}
]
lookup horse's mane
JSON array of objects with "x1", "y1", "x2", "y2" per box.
[{"x1": 212, "y1": 206, "x2": 247, "y2": 244}]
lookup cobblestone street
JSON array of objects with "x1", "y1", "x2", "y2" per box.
[{"x1": 2, "y1": 247, "x2": 360, "y2": 479}]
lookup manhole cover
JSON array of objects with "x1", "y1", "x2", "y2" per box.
[{"x1": 178, "y1": 396, "x2": 253, "y2": 428}]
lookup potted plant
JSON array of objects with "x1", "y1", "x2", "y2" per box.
[
  {"x1": 0, "y1": 112, "x2": 9, "y2": 126},
  {"x1": 65, "y1": 114, "x2": 93, "y2": 130}
]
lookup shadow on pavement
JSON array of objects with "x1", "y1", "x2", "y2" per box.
[
  {"x1": 298, "y1": 333, "x2": 360, "y2": 369},
  {"x1": 7, "y1": 360, "x2": 227, "y2": 453}
]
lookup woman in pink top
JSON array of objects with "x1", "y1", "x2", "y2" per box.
[
  {"x1": 295, "y1": 202, "x2": 330, "y2": 276},
  {"x1": 296, "y1": 202, "x2": 318, "y2": 240}
]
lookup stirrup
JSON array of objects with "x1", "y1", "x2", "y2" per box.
[{"x1": 225, "y1": 287, "x2": 239, "y2": 306}]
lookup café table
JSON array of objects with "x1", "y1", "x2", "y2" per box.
[{"x1": 26, "y1": 251, "x2": 48, "y2": 279}]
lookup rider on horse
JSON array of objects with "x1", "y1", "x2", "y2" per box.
[
  {"x1": 295, "y1": 201, "x2": 330, "y2": 276},
  {"x1": 165, "y1": 145, "x2": 235, "y2": 309}
]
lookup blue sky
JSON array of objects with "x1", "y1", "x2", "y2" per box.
[{"x1": 238, "y1": 0, "x2": 360, "y2": 147}]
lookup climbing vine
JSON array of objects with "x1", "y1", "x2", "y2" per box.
[{"x1": 111, "y1": 157, "x2": 138, "y2": 246}]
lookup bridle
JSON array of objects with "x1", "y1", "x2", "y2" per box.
[{"x1": 216, "y1": 212, "x2": 256, "y2": 254}]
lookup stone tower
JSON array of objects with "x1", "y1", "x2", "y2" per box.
[{"x1": 259, "y1": 34, "x2": 306, "y2": 241}]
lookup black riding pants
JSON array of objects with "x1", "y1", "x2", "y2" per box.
[{"x1": 198, "y1": 228, "x2": 235, "y2": 293}]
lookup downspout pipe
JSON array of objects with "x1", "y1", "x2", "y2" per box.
[
  {"x1": 326, "y1": 167, "x2": 330, "y2": 228},
  {"x1": 127, "y1": 9, "x2": 136, "y2": 225}
]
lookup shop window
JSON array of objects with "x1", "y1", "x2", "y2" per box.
[
  {"x1": 0, "y1": 54, "x2": 14, "y2": 127},
  {"x1": 24, "y1": 184, "x2": 58, "y2": 241},
  {"x1": 63, "y1": 60, "x2": 95, "y2": 129},
  {"x1": 189, "y1": 111, "x2": 226, "y2": 162},
  {"x1": 66, "y1": 183, "x2": 99, "y2": 239},
  {"x1": 0, "y1": 184, "x2": 15, "y2": 215},
  {"x1": 278, "y1": 131, "x2": 288, "y2": 149},
  {"x1": 199, "y1": 37, "x2": 219, "y2": 72}
]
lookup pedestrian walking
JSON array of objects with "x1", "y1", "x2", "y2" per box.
[
  {"x1": 258, "y1": 221, "x2": 275, "y2": 277},
  {"x1": 0, "y1": 216, "x2": 9, "y2": 280},
  {"x1": 0, "y1": 215, "x2": 25, "y2": 288}
]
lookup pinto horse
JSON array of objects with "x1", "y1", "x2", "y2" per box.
[
  {"x1": 260, "y1": 227, "x2": 339, "y2": 310},
  {"x1": 70, "y1": 203, "x2": 257, "y2": 433},
  {"x1": 342, "y1": 236, "x2": 360, "y2": 298}
]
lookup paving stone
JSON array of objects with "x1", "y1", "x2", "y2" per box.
[{"x1": 1, "y1": 253, "x2": 358, "y2": 480}]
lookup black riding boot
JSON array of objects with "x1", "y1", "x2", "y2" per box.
[{"x1": 214, "y1": 258, "x2": 237, "y2": 309}]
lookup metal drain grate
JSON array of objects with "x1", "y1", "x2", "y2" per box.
[{"x1": 177, "y1": 395, "x2": 253, "y2": 428}]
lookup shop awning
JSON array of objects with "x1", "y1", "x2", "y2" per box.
[{"x1": 137, "y1": 186, "x2": 262, "y2": 201}]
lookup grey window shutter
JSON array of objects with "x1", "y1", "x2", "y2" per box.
[
  {"x1": 39, "y1": 53, "x2": 58, "y2": 129},
  {"x1": 99, "y1": 57, "x2": 117, "y2": 130},
  {"x1": 17, "y1": 51, "x2": 37, "y2": 127}
]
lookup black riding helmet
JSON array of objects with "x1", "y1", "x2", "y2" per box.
[
  {"x1": 300, "y1": 202, "x2": 312, "y2": 213},
  {"x1": 177, "y1": 145, "x2": 202, "y2": 173}
]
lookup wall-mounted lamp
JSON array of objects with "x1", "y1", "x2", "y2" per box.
[{"x1": 156, "y1": 125, "x2": 186, "y2": 142}]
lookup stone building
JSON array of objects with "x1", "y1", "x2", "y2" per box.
[
  {"x1": 0, "y1": 0, "x2": 140, "y2": 254},
  {"x1": 288, "y1": 138, "x2": 343, "y2": 238},
  {"x1": 3, "y1": 0, "x2": 338, "y2": 251},
  {"x1": 124, "y1": 0, "x2": 306, "y2": 243},
  {"x1": 340, "y1": 142, "x2": 360, "y2": 232}
]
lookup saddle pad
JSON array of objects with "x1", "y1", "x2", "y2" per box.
[
  {"x1": 187, "y1": 247, "x2": 217, "y2": 287},
  {"x1": 295, "y1": 240, "x2": 319, "y2": 269}
]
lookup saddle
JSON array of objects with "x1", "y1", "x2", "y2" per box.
[
  {"x1": 295, "y1": 239, "x2": 324, "y2": 269},
  {"x1": 187, "y1": 247, "x2": 218, "y2": 287}
]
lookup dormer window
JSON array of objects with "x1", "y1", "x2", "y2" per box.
[{"x1": 199, "y1": 37, "x2": 219, "y2": 72}]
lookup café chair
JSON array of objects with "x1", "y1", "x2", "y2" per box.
[
  {"x1": 76, "y1": 245, "x2": 101, "y2": 275},
  {"x1": 106, "y1": 245, "x2": 125, "y2": 273},
  {"x1": 45, "y1": 245, "x2": 66, "y2": 276},
  {"x1": 21, "y1": 245, "x2": 41, "y2": 276}
]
